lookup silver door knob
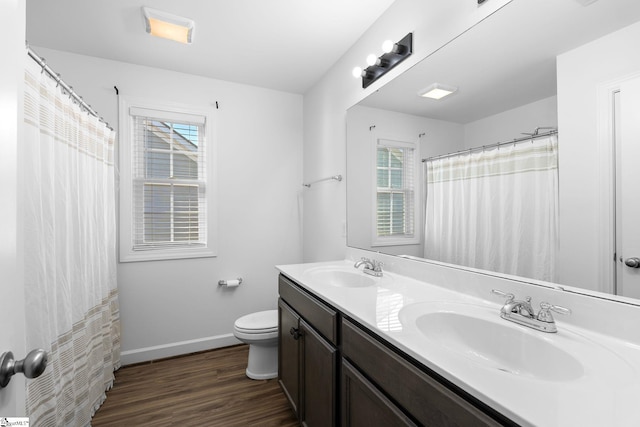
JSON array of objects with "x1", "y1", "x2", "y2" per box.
[
  {"x1": 0, "y1": 349, "x2": 48, "y2": 388},
  {"x1": 624, "y1": 257, "x2": 640, "y2": 268}
]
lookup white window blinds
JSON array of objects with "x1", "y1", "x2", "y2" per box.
[
  {"x1": 376, "y1": 140, "x2": 415, "y2": 239},
  {"x1": 130, "y1": 108, "x2": 207, "y2": 251}
]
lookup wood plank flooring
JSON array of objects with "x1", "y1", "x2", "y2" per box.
[{"x1": 91, "y1": 345, "x2": 299, "y2": 426}]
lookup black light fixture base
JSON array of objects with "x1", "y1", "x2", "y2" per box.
[{"x1": 362, "y1": 32, "x2": 413, "y2": 89}]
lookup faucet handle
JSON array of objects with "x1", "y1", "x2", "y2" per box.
[
  {"x1": 372, "y1": 260, "x2": 384, "y2": 271},
  {"x1": 491, "y1": 289, "x2": 514, "y2": 302},
  {"x1": 537, "y1": 302, "x2": 571, "y2": 323}
]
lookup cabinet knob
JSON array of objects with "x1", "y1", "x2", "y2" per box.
[{"x1": 289, "y1": 327, "x2": 302, "y2": 340}]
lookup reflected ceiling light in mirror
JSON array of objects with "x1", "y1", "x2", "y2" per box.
[
  {"x1": 142, "y1": 7, "x2": 195, "y2": 44},
  {"x1": 352, "y1": 33, "x2": 413, "y2": 89},
  {"x1": 418, "y1": 83, "x2": 458, "y2": 100}
]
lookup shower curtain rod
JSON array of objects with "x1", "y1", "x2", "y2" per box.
[
  {"x1": 422, "y1": 127, "x2": 557, "y2": 163},
  {"x1": 26, "y1": 45, "x2": 113, "y2": 131}
]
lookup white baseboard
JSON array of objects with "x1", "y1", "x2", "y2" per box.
[{"x1": 120, "y1": 333, "x2": 241, "y2": 366}]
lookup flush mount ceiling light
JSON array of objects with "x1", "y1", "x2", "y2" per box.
[
  {"x1": 142, "y1": 7, "x2": 194, "y2": 44},
  {"x1": 418, "y1": 83, "x2": 458, "y2": 100}
]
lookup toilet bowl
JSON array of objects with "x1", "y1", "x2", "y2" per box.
[{"x1": 233, "y1": 310, "x2": 278, "y2": 380}]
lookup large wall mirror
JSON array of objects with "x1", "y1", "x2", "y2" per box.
[{"x1": 347, "y1": 0, "x2": 640, "y2": 304}]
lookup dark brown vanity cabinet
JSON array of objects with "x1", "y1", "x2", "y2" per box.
[
  {"x1": 278, "y1": 273, "x2": 514, "y2": 427},
  {"x1": 341, "y1": 318, "x2": 508, "y2": 427},
  {"x1": 278, "y1": 274, "x2": 338, "y2": 426}
]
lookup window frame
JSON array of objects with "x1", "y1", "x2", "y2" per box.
[
  {"x1": 118, "y1": 96, "x2": 218, "y2": 262},
  {"x1": 371, "y1": 137, "x2": 420, "y2": 247}
]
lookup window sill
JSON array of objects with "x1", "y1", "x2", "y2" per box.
[
  {"x1": 119, "y1": 246, "x2": 217, "y2": 263},
  {"x1": 372, "y1": 237, "x2": 420, "y2": 247}
]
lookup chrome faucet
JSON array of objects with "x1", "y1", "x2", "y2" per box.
[
  {"x1": 491, "y1": 289, "x2": 571, "y2": 333},
  {"x1": 354, "y1": 257, "x2": 384, "y2": 277}
]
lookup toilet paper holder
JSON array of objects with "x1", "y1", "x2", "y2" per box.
[{"x1": 218, "y1": 278, "x2": 243, "y2": 286}]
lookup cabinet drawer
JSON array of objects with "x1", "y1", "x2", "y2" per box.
[
  {"x1": 342, "y1": 318, "x2": 507, "y2": 427},
  {"x1": 279, "y1": 274, "x2": 338, "y2": 345}
]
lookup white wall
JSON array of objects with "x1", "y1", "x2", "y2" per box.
[
  {"x1": 346, "y1": 105, "x2": 464, "y2": 256},
  {"x1": 33, "y1": 47, "x2": 304, "y2": 364},
  {"x1": 557, "y1": 21, "x2": 640, "y2": 292},
  {"x1": 302, "y1": 0, "x2": 512, "y2": 262},
  {"x1": 463, "y1": 96, "x2": 558, "y2": 150}
]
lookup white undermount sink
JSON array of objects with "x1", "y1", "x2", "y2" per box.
[
  {"x1": 399, "y1": 302, "x2": 586, "y2": 382},
  {"x1": 303, "y1": 266, "x2": 378, "y2": 288}
]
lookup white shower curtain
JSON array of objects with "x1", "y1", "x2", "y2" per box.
[
  {"x1": 22, "y1": 56, "x2": 120, "y2": 425},
  {"x1": 424, "y1": 135, "x2": 558, "y2": 282}
]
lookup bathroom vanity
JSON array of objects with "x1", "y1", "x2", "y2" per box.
[
  {"x1": 278, "y1": 273, "x2": 509, "y2": 425},
  {"x1": 277, "y1": 251, "x2": 640, "y2": 426}
]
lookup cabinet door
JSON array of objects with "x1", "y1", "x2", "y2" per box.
[
  {"x1": 300, "y1": 318, "x2": 337, "y2": 427},
  {"x1": 342, "y1": 359, "x2": 417, "y2": 427},
  {"x1": 278, "y1": 299, "x2": 300, "y2": 416}
]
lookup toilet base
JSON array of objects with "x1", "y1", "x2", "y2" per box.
[{"x1": 245, "y1": 341, "x2": 278, "y2": 380}]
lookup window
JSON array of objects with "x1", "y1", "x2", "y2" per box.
[
  {"x1": 119, "y1": 99, "x2": 217, "y2": 262},
  {"x1": 373, "y1": 139, "x2": 418, "y2": 246}
]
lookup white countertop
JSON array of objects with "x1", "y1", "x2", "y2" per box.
[{"x1": 276, "y1": 259, "x2": 640, "y2": 427}]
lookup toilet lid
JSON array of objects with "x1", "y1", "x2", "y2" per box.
[{"x1": 235, "y1": 310, "x2": 278, "y2": 333}]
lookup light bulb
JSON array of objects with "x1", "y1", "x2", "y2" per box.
[
  {"x1": 352, "y1": 66, "x2": 363, "y2": 78},
  {"x1": 366, "y1": 54, "x2": 378, "y2": 67},
  {"x1": 381, "y1": 40, "x2": 395, "y2": 53}
]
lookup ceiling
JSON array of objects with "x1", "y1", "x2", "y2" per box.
[
  {"x1": 358, "y1": 0, "x2": 640, "y2": 124},
  {"x1": 26, "y1": 0, "x2": 395, "y2": 94}
]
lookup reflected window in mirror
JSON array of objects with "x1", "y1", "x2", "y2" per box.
[{"x1": 374, "y1": 139, "x2": 419, "y2": 246}]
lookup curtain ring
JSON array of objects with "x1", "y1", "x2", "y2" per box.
[
  {"x1": 55, "y1": 73, "x2": 62, "y2": 88},
  {"x1": 40, "y1": 58, "x2": 46, "y2": 74}
]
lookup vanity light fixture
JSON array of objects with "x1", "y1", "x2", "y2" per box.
[
  {"x1": 353, "y1": 33, "x2": 413, "y2": 89},
  {"x1": 418, "y1": 83, "x2": 458, "y2": 100},
  {"x1": 142, "y1": 7, "x2": 195, "y2": 44},
  {"x1": 381, "y1": 39, "x2": 395, "y2": 54}
]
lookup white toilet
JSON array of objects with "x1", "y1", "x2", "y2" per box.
[{"x1": 233, "y1": 309, "x2": 279, "y2": 380}]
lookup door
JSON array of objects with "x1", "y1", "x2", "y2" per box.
[
  {"x1": 0, "y1": 0, "x2": 27, "y2": 417},
  {"x1": 300, "y1": 319, "x2": 336, "y2": 427},
  {"x1": 341, "y1": 359, "x2": 416, "y2": 427},
  {"x1": 616, "y1": 76, "x2": 640, "y2": 299},
  {"x1": 278, "y1": 299, "x2": 300, "y2": 417}
]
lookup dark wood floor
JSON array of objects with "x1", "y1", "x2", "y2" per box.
[{"x1": 92, "y1": 345, "x2": 299, "y2": 426}]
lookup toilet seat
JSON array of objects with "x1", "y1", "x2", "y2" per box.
[
  {"x1": 234, "y1": 310, "x2": 278, "y2": 334},
  {"x1": 234, "y1": 325, "x2": 278, "y2": 334}
]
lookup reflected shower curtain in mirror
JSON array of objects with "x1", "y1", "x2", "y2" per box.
[
  {"x1": 424, "y1": 135, "x2": 558, "y2": 282},
  {"x1": 22, "y1": 57, "x2": 120, "y2": 425}
]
